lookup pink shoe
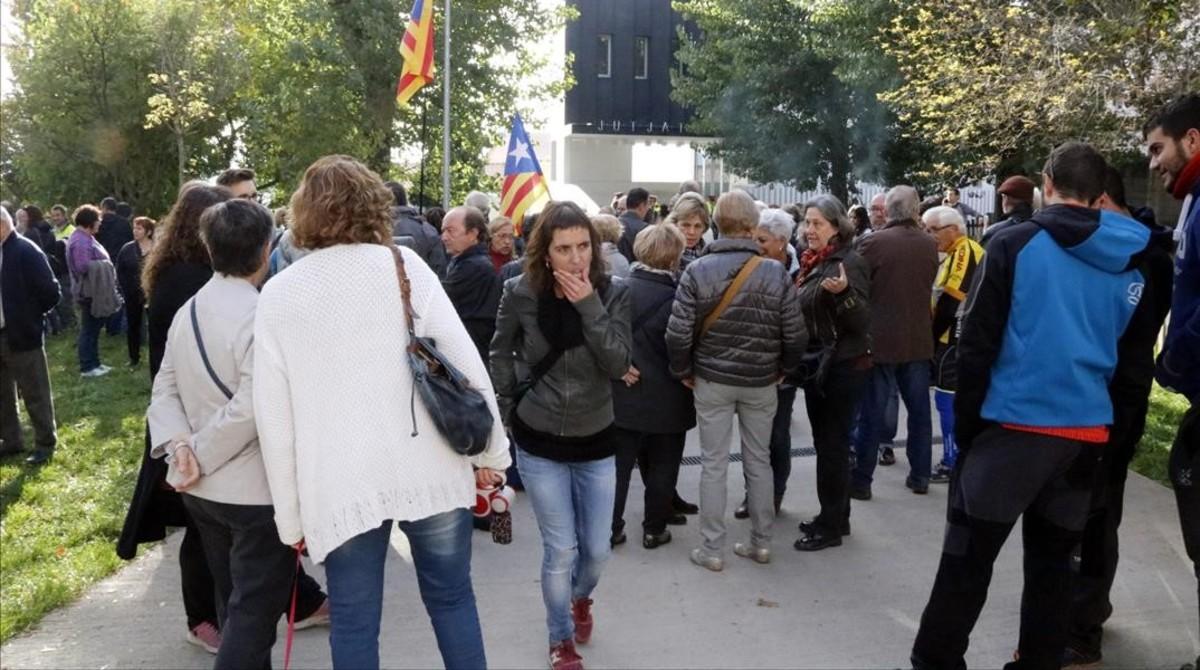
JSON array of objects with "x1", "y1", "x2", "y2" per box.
[{"x1": 186, "y1": 621, "x2": 221, "y2": 654}]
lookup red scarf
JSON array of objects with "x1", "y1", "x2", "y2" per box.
[
  {"x1": 1172, "y1": 149, "x2": 1200, "y2": 200},
  {"x1": 797, "y1": 242, "x2": 838, "y2": 285}
]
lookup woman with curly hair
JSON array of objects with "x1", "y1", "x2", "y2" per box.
[{"x1": 254, "y1": 155, "x2": 511, "y2": 669}]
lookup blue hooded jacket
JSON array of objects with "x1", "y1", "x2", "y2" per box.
[{"x1": 955, "y1": 204, "x2": 1150, "y2": 445}]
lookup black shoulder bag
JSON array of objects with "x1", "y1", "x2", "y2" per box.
[
  {"x1": 392, "y1": 247, "x2": 493, "y2": 456},
  {"x1": 505, "y1": 345, "x2": 565, "y2": 425}
]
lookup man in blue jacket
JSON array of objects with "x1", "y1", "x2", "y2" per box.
[
  {"x1": 911, "y1": 142, "x2": 1150, "y2": 670},
  {"x1": 0, "y1": 205, "x2": 62, "y2": 465},
  {"x1": 1145, "y1": 92, "x2": 1200, "y2": 670}
]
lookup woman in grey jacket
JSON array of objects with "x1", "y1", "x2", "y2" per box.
[{"x1": 490, "y1": 201, "x2": 631, "y2": 670}]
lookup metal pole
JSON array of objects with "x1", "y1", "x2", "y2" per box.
[
  {"x1": 441, "y1": 0, "x2": 451, "y2": 208},
  {"x1": 418, "y1": 99, "x2": 428, "y2": 214}
]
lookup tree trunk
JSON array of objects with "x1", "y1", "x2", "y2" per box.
[{"x1": 175, "y1": 128, "x2": 187, "y2": 190}]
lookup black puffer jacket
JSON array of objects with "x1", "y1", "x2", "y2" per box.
[
  {"x1": 612, "y1": 267, "x2": 695, "y2": 434},
  {"x1": 666, "y1": 237, "x2": 807, "y2": 386},
  {"x1": 795, "y1": 244, "x2": 871, "y2": 362}
]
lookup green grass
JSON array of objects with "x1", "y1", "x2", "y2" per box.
[
  {"x1": 1132, "y1": 383, "x2": 1189, "y2": 486},
  {"x1": 1, "y1": 327, "x2": 150, "y2": 642},
  {"x1": 0, "y1": 324, "x2": 1190, "y2": 643}
]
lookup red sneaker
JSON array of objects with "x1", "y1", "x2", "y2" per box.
[
  {"x1": 548, "y1": 640, "x2": 584, "y2": 670},
  {"x1": 571, "y1": 597, "x2": 593, "y2": 644},
  {"x1": 186, "y1": 621, "x2": 221, "y2": 654}
]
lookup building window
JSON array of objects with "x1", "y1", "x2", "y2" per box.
[
  {"x1": 634, "y1": 36, "x2": 649, "y2": 79},
  {"x1": 597, "y1": 34, "x2": 611, "y2": 78}
]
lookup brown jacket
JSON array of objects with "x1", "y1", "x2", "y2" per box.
[{"x1": 858, "y1": 220, "x2": 938, "y2": 364}]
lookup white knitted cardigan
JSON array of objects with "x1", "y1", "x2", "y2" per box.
[{"x1": 253, "y1": 244, "x2": 511, "y2": 563}]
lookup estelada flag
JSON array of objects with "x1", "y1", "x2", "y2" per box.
[
  {"x1": 396, "y1": 0, "x2": 434, "y2": 105},
  {"x1": 500, "y1": 114, "x2": 550, "y2": 235}
]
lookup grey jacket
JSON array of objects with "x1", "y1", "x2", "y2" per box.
[
  {"x1": 490, "y1": 274, "x2": 632, "y2": 437},
  {"x1": 81, "y1": 258, "x2": 123, "y2": 318},
  {"x1": 666, "y1": 238, "x2": 807, "y2": 387}
]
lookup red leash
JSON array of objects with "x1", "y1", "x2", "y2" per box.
[{"x1": 283, "y1": 541, "x2": 303, "y2": 670}]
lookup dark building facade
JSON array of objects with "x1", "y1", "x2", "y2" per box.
[{"x1": 564, "y1": 0, "x2": 696, "y2": 137}]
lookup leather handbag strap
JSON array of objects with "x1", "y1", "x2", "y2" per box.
[
  {"x1": 390, "y1": 246, "x2": 420, "y2": 352},
  {"x1": 189, "y1": 298, "x2": 234, "y2": 400},
  {"x1": 699, "y1": 255, "x2": 762, "y2": 339}
]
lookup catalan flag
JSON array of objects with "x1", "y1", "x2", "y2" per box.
[
  {"x1": 500, "y1": 114, "x2": 550, "y2": 235},
  {"x1": 396, "y1": 0, "x2": 435, "y2": 105}
]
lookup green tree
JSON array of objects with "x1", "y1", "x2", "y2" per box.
[
  {"x1": 879, "y1": 0, "x2": 1200, "y2": 182},
  {"x1": 4, "y1": 0, "x2": 185, "y2": 213},
  {"x1": 671, "y1": 0, "x2": 902, "y2": 203}
]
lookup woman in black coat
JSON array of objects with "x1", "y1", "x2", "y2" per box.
[
  {"x1": 115, "y1": 217, "x2": 155, "y2": 367},
  {"x1": 610, "y1": 222, "x2": 696, "y2": 549},
  {"x1": 792, "y1": 195, "x2": 872, "y2": 552}
]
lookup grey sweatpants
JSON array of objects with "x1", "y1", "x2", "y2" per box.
[{"x1": 694, "y1": 377, "x2": 778, "y2": 555}]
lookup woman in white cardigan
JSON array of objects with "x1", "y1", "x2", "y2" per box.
[{"x1": 253, "y1": 155, "x2": 511, "y2": 670}]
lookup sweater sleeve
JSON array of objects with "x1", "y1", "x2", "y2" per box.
[
  {"x1": 407, "y1": 248, "x2": 511, "y2": 472},
  {"x1": 146, "y1": 325, "x2": 193, "y2": 457},
  {"x1": 252, "y1": 308, "x2": 304, "y2": 547}
]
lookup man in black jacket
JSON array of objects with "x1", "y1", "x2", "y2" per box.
[
  {"x1": 981, "y1": 176, "x2": 1036, "y2": 247},
  {"x1": 0, "y1": 205, "x2": 62, "y2": 464},
  {"x1": 441, "y1": 206, "x2": 501, "y2": 366},
  {"x1": 96, "y1": 197, "x2": 132, "y2": 335},
  {"x1": 1063, "y1": 167, "x2": 1175, "y2": 666},
  {"x1": 385, "y1": 181, "x2": 448, "y2": 277},
  {"x1": 617, "y1": 187, "x2": 652, "y2": 262}
]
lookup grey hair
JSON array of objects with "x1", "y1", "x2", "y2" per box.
[
  {"x1": 921, "y1": 205, "x2": 966, "y2": 234},
  {"x1": 757, "y1": 207, "x2": 795, "y2": 241},
  {"x1": 885, "y1": 185, "x2": 920, "y2": 224},
  {"x1": 464, "y1": 190, "x2": 491, "y2": 215},
  {"x1": 803, "y1": 194, "x2": 855, "y2": 245}
]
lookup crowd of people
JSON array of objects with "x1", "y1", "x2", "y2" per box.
[{"x1": 0, "y1": 92, "x2": 1197, "y2": 670}]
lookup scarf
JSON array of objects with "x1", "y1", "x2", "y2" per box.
[
  {"x1": 537, "y1": 287, "x2": 586, "y2": 351},
  {"x1": 797, "y1": 242, "x2": 838, "y2": 285},
  {"x1": 1172, "y1": 149, "x2": 1200, "y2": 200}
]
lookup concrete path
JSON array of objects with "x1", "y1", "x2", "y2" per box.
[{"x1": 3, "y1": 397, "x2": 1196, "y2": 669}]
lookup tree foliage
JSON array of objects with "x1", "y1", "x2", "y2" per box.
[
  {"x1": 671, "y1": 0, "x2": 904, "y2": 202},
  {"x1": 3, "y1": 0, "x2": 572, "y2": 213},
  {"x1": 880, "y1": 0, "x2": 1200, "y2": 182}
]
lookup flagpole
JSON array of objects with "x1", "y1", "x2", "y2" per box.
[
  {"x1": 418, "y1": 98, "x2": 428, "y2": 214},
  {"x1": 441, "y1": 0, "x2": 451, "y2": 208}
]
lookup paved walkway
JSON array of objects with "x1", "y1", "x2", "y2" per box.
[{"x1": 3, "y1": 399, "x2": 1196, "y2": 669}]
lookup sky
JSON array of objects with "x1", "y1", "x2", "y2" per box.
[{"x1": 0, "y1": 0, "x2": 15, "y2": 99}]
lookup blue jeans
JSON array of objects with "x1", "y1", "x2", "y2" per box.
[
  {"x1": 516, "y1": 448, "x2": 615, "y2": 644},
  {"x1": 77, "y1": 302, "x2": 104, "y2": 373},
  {"x1": 935, "y1": 389, "x2": 957, "y2": 469},
  {"x1": 323, "y1": 510, "x2": 485, "y2": 670},
  {"x1": 852, "y1": 361, "x2": 933, "y2": 489}
]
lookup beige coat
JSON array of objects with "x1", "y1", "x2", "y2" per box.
[{"x1": 147, "y1": 274, "x2": 271, "y2": 505}]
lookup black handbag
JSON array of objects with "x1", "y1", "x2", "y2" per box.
[
  {"x1": 392, "y1": 247, "x2": 493, "y2": 456},
  {"x1": 505, "y1": 345, "x2": 565, "y2": 424}
]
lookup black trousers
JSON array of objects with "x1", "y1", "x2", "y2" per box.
[
  {"x1": 180, "y1": 508, "x2": 326, "y2": 631},
  {"x1": 183, "y1": 495, "x2": 297, "y2": 670},
  {"x1": 805, "y1": 361, "x2": 867, "y2": 534},
  {"x1": 912, "y1": 426, "x2": 1099, "y2": 670},
  {"x1": 125, "y1": 298, "x2": 144, "y2": 365},
  {"x1": 1170, "y1": 402, "x2": 1200, "y2": 645},
  {"x1": 1066, "y1": 395, "x2": 1147, "y2": 653},
  {"x1": 612, "y1": 429, "x2": 686, "y2": 535}
]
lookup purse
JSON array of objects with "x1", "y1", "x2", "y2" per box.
[
  {"x1": 505, "y1": 345, "x2": 565, "y2": 424},
  {"x1": 391, "y1": 246, "x2": 493, "y2": 457}
]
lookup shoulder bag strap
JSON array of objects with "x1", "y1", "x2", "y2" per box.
[
  {"x1": 390, "y1": 246, "x2": 419, "y2": 352},
  {"x1": 699, "y1": 255, "x2": 763, "y2": 339},
  {"x1": 189, "y1": 298, "x2": 234, "y2": 400}
]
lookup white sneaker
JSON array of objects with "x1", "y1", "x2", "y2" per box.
[
  {"x1": 97, "y1": 364, "x2": 112, "y2": 373},
  {"x1": 81, "y1": 367, "x2": 110, "y2": 378}
]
